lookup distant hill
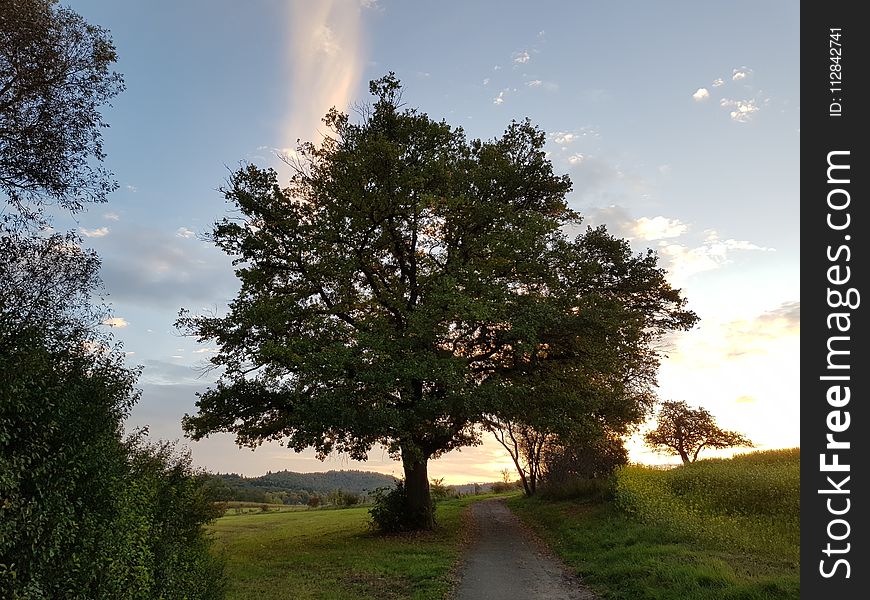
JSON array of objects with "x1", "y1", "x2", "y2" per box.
[{"x1": 203, "y1": 469, "x2": 398, "y2": 505}]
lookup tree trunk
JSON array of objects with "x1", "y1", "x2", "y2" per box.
[{"x1": 402, "y1": 447, "x2": 435, "y2": 530}]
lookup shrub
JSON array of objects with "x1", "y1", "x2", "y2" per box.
[
  {"x1": 307, "y1": 495, "x2": 322, "y2": 508},
  {"x1": 542, "y1": 434, "x2": 628, "y2": 484},
  {"x1": 0, "y1": 324, "x2": 225, "y2": 599},
  {"x1": 369, "y1": 482, "x2": 432, "y2": 533},
  {"x1": 539, "y1": 476, "x2": 615, "y2": 502}
]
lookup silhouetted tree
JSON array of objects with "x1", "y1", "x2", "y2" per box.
[{"x1": 644, "y1": 400, "x2": 754, "y2": 464}]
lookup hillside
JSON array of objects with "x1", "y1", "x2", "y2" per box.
[{"x1": 204, "y1": 469, "x2": 399, "y2": 505}]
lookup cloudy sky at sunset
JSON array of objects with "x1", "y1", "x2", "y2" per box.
[{"x1": 68, "y1": 0, "x2": 799, "y2": 484}]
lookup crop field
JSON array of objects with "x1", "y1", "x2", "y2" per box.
[
  {"x1": 208, "y1": 496, "x2": 482, "y2": 600},
  {"x1": 615, "y1": 448, "x2": 800, "y2": 561},
  {"x1": 509, "y1": 448, "x2": 800, "y2": 600}
]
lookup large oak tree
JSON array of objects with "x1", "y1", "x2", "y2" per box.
[{"x1": 180, "y1": 75, "x2": 698, "y2": 529}]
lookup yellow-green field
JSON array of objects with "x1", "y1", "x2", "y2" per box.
[
  {"x1": 509, "y1": 448, "x2": 800, "y2": 600},
  {"x1": 208, "y1": 496, "x2": 482, "y2": 600}
]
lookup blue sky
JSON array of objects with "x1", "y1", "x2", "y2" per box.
[{"x1": 66, "y1": 0, "x2": 799, "y2": 482}]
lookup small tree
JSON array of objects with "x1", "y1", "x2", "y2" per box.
[{"x1": 644, "y1": 400, "x2": 753, "y2": 464}]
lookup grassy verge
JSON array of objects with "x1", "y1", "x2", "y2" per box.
[
  {"x1": 208, "y1": 495, "x2": 483, "y2": 600},
  {"x1": 506, "y1": 449, "x2": 800, "y2": 600}
]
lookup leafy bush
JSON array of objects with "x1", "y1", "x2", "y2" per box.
[
  {"x1": 0, "y1": 328, "x2": 225, "y2": 599},
  {"x1": 542, "y1": 434, "x2": 628, "y2": 483},
  {"x1": 369, "y1": 482, "x2": 432, "y2": 533},
  {"x1": 539, "y1": 476, "x2": 614, "y2": 502}
]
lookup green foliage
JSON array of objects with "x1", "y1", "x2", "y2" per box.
[
  {"x1": 369, "y1": 482, "x2": 432, "y2": 533},
  {"x1": 1, "y1": 0, "x2": 124, "y2": 222},
  {"x1": 180, "y1": 73, "x2": 697, "y2": 529},
  {"x1": 0, "y1": 325, "x2": 134, "y2": 598},
  {"x1": 538, "y1": 476, "x2": 614, "y2": 502},
  {"x1": 541, "y1": 432, "x2": 628, "y2": 484},
  {"x1": 644, "y1": 400, "x2": 754, "y2": 464},
  {"x1": 614, "y1": 448, "x2": 799, "y2": 560},
  {"x1": 0, "y1": 330, "x2": 225, "y2": 598}
]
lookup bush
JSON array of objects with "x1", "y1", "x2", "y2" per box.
[
  {"x1": 542, "y1": 434, "x2": 628, "y2": 484},
  {"x1": 0, "y1": 328, "x2": 225, "y2": 599},
  {"x1": 307, "y1": 495, "x2": 322, "y2": 508},
  {"x1": 539, "y1": 476, "x2": 614, "y2": 502},
  {"x1": 369, "y1": 482, "x2": 431, "y2": 533}
]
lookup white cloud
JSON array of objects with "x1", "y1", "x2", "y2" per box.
[
  {"x1": 692, "y1": 88, "x2": 710, "y2": 101},
  {"x1": 712, "y1": 78, "x2": 725, "y2": 87},
  {"x1": 512, "y1": 50, "x2": 530, "y2": 64},
  {"x1": 192, "y1": 347, "x2": 220, "y2": 354},
  {"x1": 359, "y1": 0, "x2": 380, "y2": 9},
  {"x1": 126, "y1": 185, "x2": 138, "y2": 193},
  {"x1": 103, "y1": 317, "x2": 129, "y2": 328},
  {"x1": 720, "y1": 98, "x2": 760, "y2": 122},
  {"x1": 176, "y1": 227, "x2": 196, "y2": 239},
  {"x1": 567, "y1": 153, "x2": 585, "y2": 165},
  {"x1": 482, "y1": 77, "x2": 490, "y2": 86},
  {"x1": 493, "y1": 91, "x2": 505, "y2": 105},
  {"x1": 658, "y1": 164, "x2": 672, "y2": 176},
  {"x1": 80, "y1": 227, "x2": 109, "y2": 238},
  {"x1": 732, "y1": 67, "x2": 752, "y2": 81},
  {"x1": 552, "y1": 131, "x2": 576, "y2": 145},
  {"x1": 631, "y1": 216, "x2": 688, "y2": 240},
  {"x1": 103, "y1": 212, "x2": 120, "y2": 221},
  {"x1": 657, "y1": 230, "x2": 774, "y2": 284},
  {"x1": 526, "y1": 79, "x2": 542, "y2": 87}
]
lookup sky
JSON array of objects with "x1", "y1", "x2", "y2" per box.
[{"x1": 65, "y1": 0, "x2": 800, "y2": 484}]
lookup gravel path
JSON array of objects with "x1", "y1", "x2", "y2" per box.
[{"x1": 455, "y1": 499, "x2": 597, "y2": 600}]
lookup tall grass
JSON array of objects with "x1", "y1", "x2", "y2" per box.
[{"x1": 614, "y1": 448, "x2": 799, "y2": 562}]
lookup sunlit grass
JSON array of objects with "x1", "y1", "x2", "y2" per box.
[
  {"x1": 208, "y1": 496, "x2": 482, "y2": 600},
  {"x1": 508, "y1": 448, "x2": 800, "y2": 600}
]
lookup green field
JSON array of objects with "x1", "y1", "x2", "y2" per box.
[
  {"x1": 508, "y1": 448, "x2": 800, "y2": 600},
  {"x1": 208, "y1": 496, "x2": 482, "y2": 600}
]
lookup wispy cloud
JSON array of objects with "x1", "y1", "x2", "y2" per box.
[
  {"x1": 526, "y1": 79, "x2": 542, "y2": 87},
  {"x1": 493, "y1": 90, "x2": 506, "y2": 105},
  {"x1": 80, "y1": 227, "x2": 109, "y2": 238},
  {"x1": 103, "y1": 212, "x2": 120, "y2": 221},
  {"x1": 176, "y1": 227, "x2": 196, "y2": 239},
  {"x1": 512, "y1": 50, "x2": 530, "y2": 64},
  {"x1": 712, "y1": 78, "x2": 725, "y2": 87},
  {"x1": 285, "y1": 1, "x2": 366, "y2": 148},
  {"x1": 657, "y1": 230, "x2": 774, "y2": 284},
  {"x1": 567, "y1": 153, "x2": 585, "y2": 165}
]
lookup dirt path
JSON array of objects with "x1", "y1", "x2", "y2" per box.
[{"x1": 455, "y1": 498, "x2": 597, "y2": 600}]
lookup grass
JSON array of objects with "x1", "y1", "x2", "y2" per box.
[
  {"x1": 208, "y1": 495, "x2": 485, "y2": 600},
  {"x1": 507, "y1": 448, "x2": 800, "y2": 600}
]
